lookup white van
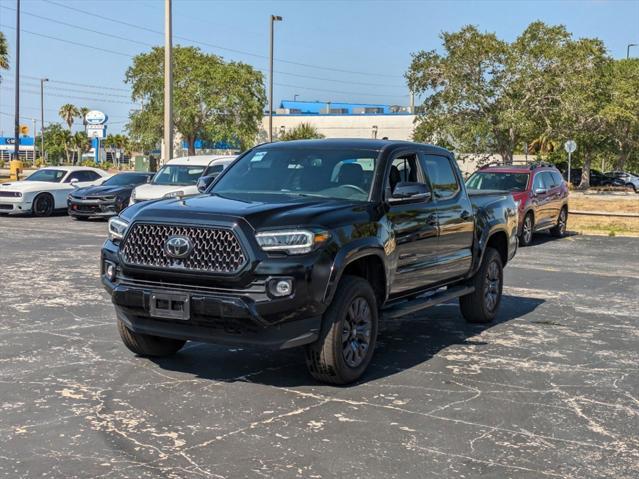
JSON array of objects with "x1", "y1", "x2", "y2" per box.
[{"x1": 130, "y1": 155, "x2": 236, "y2": 204}]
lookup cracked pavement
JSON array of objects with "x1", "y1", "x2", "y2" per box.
[{"x1": 1, "y1": 215, "x2": 638, "y2": 478}]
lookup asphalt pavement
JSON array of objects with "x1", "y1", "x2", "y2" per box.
[{"x1": 1, "y1": 214, "x2": 638, "y2": 478}]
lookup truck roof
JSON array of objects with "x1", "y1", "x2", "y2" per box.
[{"x1": 257, "y1": 138, "x2": 452, "y2": 156}]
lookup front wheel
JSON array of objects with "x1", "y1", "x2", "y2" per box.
[
  {"x1": 305, "y1": 276, "x2": 378, "y2": 385},
  {"x1": 550, "y1": 207, "x2": 567, "y2": 237},
  {"x1": 117, "y1": 319, "x2": 185, "y2": 357},
  {"x1": 32, "y1": 193, "x2": 54, "y2": 217},
  {"x1": 460, "y1": 247, "x2": 503, "y2": 324},
  {"x1": 519, "y1": 213, "x2": 534, "y2": 247}
]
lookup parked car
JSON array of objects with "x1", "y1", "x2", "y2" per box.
[
  {"x1": 560, "y1": 167, "x2": 625, "y2": 188},
  {"x1": 68, "y1": 172, "x2": 154, "y2": 220},
  {"x1": 466, "y1": 163, "x2": 569, "y2": 246},
  {"x1": 604, "y1": 171, "x2": 639, "y2": 193},
  {"x1": 130, "y1": 155, "x2": 236, "y2": 204},
  {"x1": 102, "y1": 139, "x2": 518, "y2": 384},
  {"x1": 0, "y1": 166, "x2": 110, "y2": 217}
]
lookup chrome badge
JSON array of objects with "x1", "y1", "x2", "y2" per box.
[{"x1": 164, "y1": 235, "x2": 193, "y2": 258}]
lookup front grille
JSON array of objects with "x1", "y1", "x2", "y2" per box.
[{"x1": 121, "y1": 223, "x2": 247, "y2": 273}]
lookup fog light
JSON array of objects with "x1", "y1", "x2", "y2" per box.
[
  {"x1": 268, "y1": 278, "x2": 293, "y2": 297},
  {"x1": 105, "y1": 261, "x2": 116, "y2": 282}
]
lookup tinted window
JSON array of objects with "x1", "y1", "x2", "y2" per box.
[
  {"x1": 388, "y1": 153, "x2": 425, "y2": 194},
  {"x1": 213, "y1": 147, "x2": 381, "y2": 202},
  {"x1": 466, "y1": 172, "x2": 529, "y2": 192},
  {"x1": 420, "y1": 154, "x2": 459, "y2": 199},
  {"x1": 25, "y1": 169, "x2": 66, "y2": 182},
  {"x1": 65, "y1": 171, "x2": 92, "y2": 183},
  {"x1": 152, "y1": 165, "x2": 206, "y2": 186},
  {"x1": 103, "y1": 173, "x2": 150, "y2": 186},
  {"x1": 551, "y1": 171, "x2": 564, "y2": 186},
  {"x1": 532, "y1": 173, "x2": 546, "y2": 190},
  {"x1": 542, "y1": 172, "x2": 557, "y2": 188},
  {"x1": 203, "y1": 164, "x2": 226, "y2": 176}
]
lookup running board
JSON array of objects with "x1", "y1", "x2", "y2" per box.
[{"x1": 382, "y1": 285, "x2": 475, "y2": 320}]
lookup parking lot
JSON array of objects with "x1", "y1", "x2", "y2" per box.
[{"x1": 1, "y1": 215, "x2": 638, "y2": 478}]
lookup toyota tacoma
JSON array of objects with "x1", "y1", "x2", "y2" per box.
[{"x1": 102, "y1": 139, "x2": 518, "y2": 384}]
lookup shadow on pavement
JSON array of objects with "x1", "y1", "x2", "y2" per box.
[{"x1": 151, "y1": 294, "x2": 544, "y2": 387}]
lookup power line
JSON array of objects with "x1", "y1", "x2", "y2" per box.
[
  {"x1": 4, "y1": 79, "x2": 131, "y2": 99},
  {"x1": 23, "y1": 75, "x2": 130, "y2": 93},
  {"x1": 43, "y1": 0, "x2": 402, "y2": 80},
  {"x1": 3, "y1": 87, "x2": 138, "y2": 105}
]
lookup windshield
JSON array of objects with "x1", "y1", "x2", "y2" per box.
[
  {"x1": 212, "y1": 147, "x2": 381, "y2": 202},
  {"x1": 25, "y1": 169, "x2": 66, "y2": 183},
  {"x1": 151, "y1": 165, "x2": 206, "y2": 186},
  {"x1": 103, "y1": 173, "x2": 150, "y2": 186},
  {"x1": 466, "y1": 172, "x2": 530, "y2": 192}
]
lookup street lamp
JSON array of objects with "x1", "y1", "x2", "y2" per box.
[
  {"x1": 628, "y1": 43, "x2": 638, "y2": 59},
  {"x1": 40, "y1": 78, "x2": 48, "y2": 163},
  {"x1": 268, "y1": 14, "x2": 283, "y2": 142}
]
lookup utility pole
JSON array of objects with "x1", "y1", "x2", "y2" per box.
[
  {"x1": 628, "y1": 43, "x2": 637, "y2": 59},
  {"x1": 268, "y1": 14, "x2": 282, "y2": 142},
  {"x1": 409, "y1": 91, "x2": 415, "y2": 114},
  {"x1": 40, "y1": 78, "x2": 48, "y2": 163},
  {"x1": 31, "y1": 118, "x2": 36, "y2": 162},
  {"x1": 13, "y1": 0, "x2": 21, "y2": 167},
  {"x1": 163, "y1": 0, "x2": 173, "y2": 164}
]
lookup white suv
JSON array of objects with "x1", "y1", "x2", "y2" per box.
[
  {"x1": 130, "y1": 155, "x2": 235, "y2": 204},
  {"x1": 605, "y1": 171, "x2": 639, "y2": 193}
]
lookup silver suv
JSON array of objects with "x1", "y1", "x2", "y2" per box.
[{"x1": 605, "y1": 171, "x2": 639, "y2": 193}]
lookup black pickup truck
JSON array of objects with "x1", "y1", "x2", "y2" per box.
[{"x1": 102, "y1": 139, "x2": 518, "y2": 384}]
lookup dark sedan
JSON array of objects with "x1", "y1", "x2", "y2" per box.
[{"x1": 68, "y1": 172, "x2": 154, "y2": 219}]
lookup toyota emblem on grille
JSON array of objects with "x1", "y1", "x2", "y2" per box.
[{"x1": 164, "y1": 235, "x2": 193, "y2": 258}]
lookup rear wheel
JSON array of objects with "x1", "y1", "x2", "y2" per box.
[
  {"x1": 32, "y1": 193, "x2": 54, "y2": 217},
  {"x1": 550, "y1": 207, "x2": 568, "y2": 237},
  {"x1": 305, "y1": 276, "x2": 378, "y2": 385},
  {"x1": 519, "y1": 213, "x2": 534, "y2": 247},
  {"x1": 117, "y1": 319, "x2": 185, "y2": 357},
  {"x1": 460, "y1": 247, "x2": 503, "y2": 324}
]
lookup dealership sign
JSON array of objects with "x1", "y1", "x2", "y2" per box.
[
  {"x1": 87, "y1": 124, "x2": 107, "y2": 139},
  {"x1": 85, "y1": 110, "x2": 108, "y2": 125}
]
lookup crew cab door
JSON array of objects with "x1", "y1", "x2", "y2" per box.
[
  {"x1": 420, "y1": 153, "x2": 474, "y2": 280},
  {"x1": 385, "y1": 152, "x2": 440, "y2": 295}
]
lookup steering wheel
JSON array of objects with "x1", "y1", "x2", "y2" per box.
[{"x1": 338, "y1": 184, "x2": 367, "y2": 195}]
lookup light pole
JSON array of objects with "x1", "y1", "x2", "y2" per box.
[
  {"x1": 163, "y1": 0, "x2": 173, "y2": 164},
  {"x1": 13, "y1": 0, "x2": 21, "y2": 167},
  {"x1": 268, "y1": 14, "x2": 283, "y2": 142},
  {"x1": 40, "y1": 78, "x2": 48, "y2": 163},
  {"x1": 628, "y1": 44, "x2": 638, "y2": 59}
]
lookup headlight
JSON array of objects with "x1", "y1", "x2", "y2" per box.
[
  {"x1": 514, "y1": 199, "x2": 521, "y2": 210},
  {"x1": 2, "y1": 191, "x2": 22, "y2": 198},
  {"x1": 163, "y1": 190, "x2": 184, "y2": 199},
  {"x1": 108, "y1": 217, "x2": 129, "y2": 241},
  {"x1": 130, "y1": 189, "x2": 137, "y2": 202},
  {"x1": 255, "y1": 229, "x2": 329, "y2": 255}
]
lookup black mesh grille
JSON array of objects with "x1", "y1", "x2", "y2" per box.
[{"x1": 121, "y1": 223, "x2": 247, "y2": 273}]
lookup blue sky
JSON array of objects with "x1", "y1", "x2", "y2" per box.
[{"x1": 0, "y1": 0, "x2": 638, "y2": 135}]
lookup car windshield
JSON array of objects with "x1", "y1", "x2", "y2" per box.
[
  {"x1": 212, "y1": 147, "x2": 381, "y2": 202},
  {"x1": 466, "y1": 172, "x2": 530, "y2": 192},
  {"x1": 25, "y1": 169, "x2": 67, "y2": 183},
  {"x1": 151, "y1": 165, "x2": 206, "y2": 186},
  {"x1": 103, "y1": 173, "x2": 150, "y2": 186}
]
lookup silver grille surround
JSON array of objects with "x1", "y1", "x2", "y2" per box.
[{"x1": 120, "y1": 222, "x2": 247, "y2": 274}]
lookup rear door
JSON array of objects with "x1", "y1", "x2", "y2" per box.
[
  {"x1": 420, "y1": 153, "x2": 474, "y2": 280},
  {"x1": 542, "y1": 171, "x2": 561, "y2": 220},
  {"x1": 386, "y1": 152, "x2": 440, "y2": 295}
]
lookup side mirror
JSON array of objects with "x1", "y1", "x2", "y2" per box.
[
  {"x1": 534, "y1": 187, "x2": 547, "y2": 195},
  {"x1": 389, "y1": 182, "x2": 432, "y2": 203},
  {"x1": 197, "y1": 174, "x2": 218, "y2": 193},
  {"x1": 70, "y1": 178, "x2": 79, "y2": 187}
]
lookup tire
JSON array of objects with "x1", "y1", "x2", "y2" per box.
[
  {"x1": 460, "y1": 247, "x2": 503, "y2": 324},
  {"x1": 519, "y1": 212, "x2": 534, "y2": 247},
  {"x1": 32, "y1": 193, "x2": 54, "y2": 217},
  {"x1": 305, "y1": 275, "x2": 378, "y2": 385},
  {"x1": 628, "y1": 184, "x2": 637, "y2": 194},
  {"x1": 72, "y1": 215, "x2": 90, "y2": 221},
  {"x1": 117, "y1": 319, "x2": 185, "y2": 357},
  {"x1": 550, "y1": 207, "x2": 568, "y2": 237}
]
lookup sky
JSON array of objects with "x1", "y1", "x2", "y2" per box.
[{"x1": 0, "y1": 0, "x2": 638, "y2": 135}]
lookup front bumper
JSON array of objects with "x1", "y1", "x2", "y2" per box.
[
  {"x1": 0, "y1": 198, "x2": 32, "y2": 214},
  {"x1": 68, "y1": 197, "x2": 122, "y2": 217}
]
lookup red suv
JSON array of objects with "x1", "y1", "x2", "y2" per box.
[{"x1": 466, "y1": 163, "x2": 569, "y2": 246}]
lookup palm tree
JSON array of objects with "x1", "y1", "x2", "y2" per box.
[
  {"x1": 0, "y1": 32, "x2": 9, "y2": 75},
  {"x1": 59, "y1": 104, "x2": 80, "y2": 130},
  {"x1": 79, "y1": 107, "x2": 90, "y2": 131},
  {"x1": 72, "y1": 131, "x2": 90, "y2": 165}
]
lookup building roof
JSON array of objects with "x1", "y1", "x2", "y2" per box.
[{"x1": 277, "y1": 100, "x2": 411, "y2": 115}]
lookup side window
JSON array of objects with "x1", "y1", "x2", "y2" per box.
[
  {"x1": 542, "y1": 172, "x2": 557, "y2": 188},
  {"x1": 84, "y1": 171, "x2": 102, "y2": 181},
  {"x1": 532, "y1": 173, "x2": 546, "y2": 190},
  {"x1": 388, "y1": 153, "x2": 424, "y2": 193},
  {"x1": 551, "y1": 171, "x2": 563, "y2": 186},
  {"x1": 204, "y1": 164, "x2": 225, "y2": 176},
  {"x1": 420, "y1": 154, "x2": 459, "y2": 199},
  {"x1": 64, "y1": 171, "x2": 83, "y2": 183}
]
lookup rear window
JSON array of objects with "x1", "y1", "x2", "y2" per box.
[{"x1": 466, "y1": 172, "x2": 529, "y2": 192}]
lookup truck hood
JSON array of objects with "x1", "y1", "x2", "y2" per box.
[
  {"x1": 122, "y1": 192, "x2": 372, "y2": 232},
  {"x1": 133, "y1": 183, "x2": 199, "y2": 201}
]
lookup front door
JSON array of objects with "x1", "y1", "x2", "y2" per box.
[
  {"x1": 420, "y1": 153, "x2": 474, "y2": 280},
  {"x1": 531, "y1": 172, "x2": 552, "y2": 228},
  {"x1": 386, "y1": 152, "x2": 440, "y2": 296}
]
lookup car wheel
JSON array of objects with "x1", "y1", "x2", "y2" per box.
[
  {"x1": 519, "y1": 213, "x2": 534, "y2": 247},
  {"x1": 32, "y1": 193, "x2": 54, "y2": 217},
  {"x1": 628, "y1": 183, "x2": 637, "y2": 193},
  {"x1": 460, "y1": 247, "x2": 503, "y2": 324},
  {"x1": 305, "y1": 275, "x2": 378, "y2": 385},
  {"x1": 117, "y1": 319, "x2": 185, "y2": 357},
  {"x1": 550, "y1": 207, "x2": 568, "y2": 237}
]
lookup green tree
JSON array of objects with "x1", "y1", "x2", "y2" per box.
[
  {"x1": 79, "y1": 107, "x2": 90, "y2": 130},
  {"x1": 279, "y1": 123, "x2": 325, "y2": 141},
  {"x1": 72, "y1": 131, "x2": 90, "y2": 164},
  {"x1": 40, "y1": 123, "x2": 71, "y2": 164},
  {"x1": 59, "y1": 104, "x2": 79, "y2": 130},
  {"x1": 126, "y1": 46, "x2": 266, "y2": 155},
  {"x1": 0, "y1": 31, "x2": 8, "y2": 77}
]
